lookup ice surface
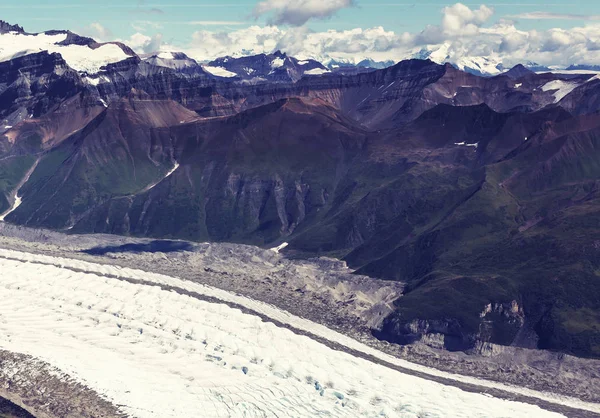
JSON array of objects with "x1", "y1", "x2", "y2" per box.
[{"x1": 0, "y1": 249, "x2": 592, "y2": 417}]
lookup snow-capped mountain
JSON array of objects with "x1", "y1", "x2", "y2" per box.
[
  {"x1": 207, "y1": 50, "x2": 329, "y2": 82},
  {"x1": 409, "y1": 43, "x2": 556, "y2": 76},
  {"x1": 411, "y1": 43, "x2": 504, "y2": 76},
  {"x1": 0, "y1": 20, "x2": 133, "y2": 74},
  {"x1": 142, "y1": 51, "x2": 200, "y2": 71},
  {"x1": 566, "y1": 64, "x2": 600, "y2": 73}
]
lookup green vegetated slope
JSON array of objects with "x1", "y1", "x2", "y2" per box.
[{"x1": 1, "y1": 96, "x2": 599, "y2": 357}]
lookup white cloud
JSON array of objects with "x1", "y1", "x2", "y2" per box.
[
  {"x1": 186, "y1": 26, "x2": 283, "y2": 60},
  {"x1": 253, "y1": 0, "x2": 354, "y2": 26},
  {"x1": 115, "y1": 3, "x2": 600, "y2": 70},
  {"x1": 81, "y1": 23, "x2": 113, "y2": 42},
  {"x1": 509, "y1": 12, "x2": 600, "y2": 21},
  {"x1": 126, "y1": 32, "x2": 163, "y2": 54},
  {"x1": 441, "y1": 4, "x2": 493, "y2": 37}
]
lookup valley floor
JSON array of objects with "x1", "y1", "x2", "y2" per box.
[{"x1": 0, "y1": 226, "x2": 597, "y2": 417}]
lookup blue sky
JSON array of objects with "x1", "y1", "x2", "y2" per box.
[
  {"x1": 2, "y1": 0, "x2": 600, "y2": 67},
  {"x1": 2, "y1": 0, "x2": 599, "y2": 41}
]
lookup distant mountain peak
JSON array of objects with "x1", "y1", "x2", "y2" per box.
[
  {"x1": 0, "y1": 20, "x2": 24, "y2": 34},
  {"x1": 504, "y1": 64, "x2": 534, "y2": 79},
  {"x1": 566, "y1": 64, "x2": 600, "y2": 72},
  {"x1": 205, "y1": 51, "x2": 328, "y2": 82}
]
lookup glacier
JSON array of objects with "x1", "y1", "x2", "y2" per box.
[{"x1": 0, "y1": 248, "x2": 594, "y2": 417}]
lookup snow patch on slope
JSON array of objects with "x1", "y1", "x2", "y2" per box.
[
  {"x1": 304, "y1": 68, "x2": 330, "y2": 76},
  {"x1": 271, "y1": 57, "x2": 285, "y2": 69},
  {"x1": 0, "y1": 250, "x2": 572, "y2": 418},
  {"x1": 203, "y1": 65, "x2": 237, "y2": 78},
  {"x1": 136, "y1": 163, "x2": 180, "y2": 195},
  {"x1": 157, "y1": 51, "x2": 174, "y2": 59},
  {"x1": 454, "y1": 142, "x2": 478, "y2": 148},
  {"x1": 0, "y1": 159, "x2": 39, "y2": 222},
  {"x1": 0, "y1": 195, "x2": 22, "y2": 222},
  {"x1": 85, "y1": 76, "x2": 100, "y2": 86},
  {"x1": 270, "y1": 242, "x2": 289, "y2": 253},
  {"x1": 541, "y1": 80, "x2": 580, "y2": 102}
]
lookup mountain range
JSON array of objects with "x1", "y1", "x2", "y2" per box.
[{"x1": 1, "y1": 21, "x2": 600, "y2": 358}]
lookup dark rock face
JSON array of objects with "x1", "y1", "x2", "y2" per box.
[
  {"x1": 0, "y1": 51, "x2": 84, "y2": 127},
  {"x1": 566, "y1": 64, "x2": 600, "y2": 72},
  {"x1": 0, "y1": 20, "x2": 24, "y2": 34},
  {"x1": 503, "y1": 64, "x2": 534, "y2": 80},
  {"x1": 45, "y1": 30, "x2": 96, "y2": 47},
  {"x1": 2, "y1": 28, "x2": 600, "y2": 358}
]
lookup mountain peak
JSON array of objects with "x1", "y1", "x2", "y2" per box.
[
  {"x1": 0, "y1": 20, "x2": 24, "y2": 34},
  {"x1": 504, "y1": 64, "x2": 534, "y2": 79}
]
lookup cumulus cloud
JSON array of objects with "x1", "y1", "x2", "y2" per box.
[
  {"x1": 253, "y1": 0, "x2": 354, "y2": 26},
  {"x1": 181, "y1": 25, "x2": 406, "y2": 63},
  {"x1": 187, "y1": 26, "x2": 282, "y2": 59},
  {"x1": 441, "y1": 3, "x2": 493, "y2": 36},
  {"x1": 126, "y1": 32, "x2": 163, "y2": 54},
  {"x1": 81, "y1": 23, "x2": 113, "y2": 42},
  {"x1": 116, "y1": 2, "x2": 600, "y2": 70}
]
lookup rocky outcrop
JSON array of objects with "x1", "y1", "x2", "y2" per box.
[
  {"x1": 375, "y1": 300, "x2": 526, "y2": 352},
  {"x1": 0, "y1": 20, "x2": 24, "y2": 34},
  {"x1": 0, "y1": 350, "x2": 124, "y2": 418}
]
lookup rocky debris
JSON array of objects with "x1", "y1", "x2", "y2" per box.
[
  {"x1": 0, "y1": 350, "x2": 125, "y2": 418},
  {"x1": 375, "y1": 301, "x2": 527, "y2": 353},
  {"x1": 0, "y1": 223, "x2": 404, "y2": 333}
]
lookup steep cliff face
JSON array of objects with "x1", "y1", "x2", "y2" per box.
[
  {"x1": 0, "y1": 51, "x2": 83, "y2": 124},
  {"x1": 376, "y1": 300, "x2": 526, "y2": 352},
  {"x1": 27, "y1": 98, "x2": 368, "y2": 242},
  {"x1": 0, "y1": 20, "x2": 24, "y2": 34}
]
